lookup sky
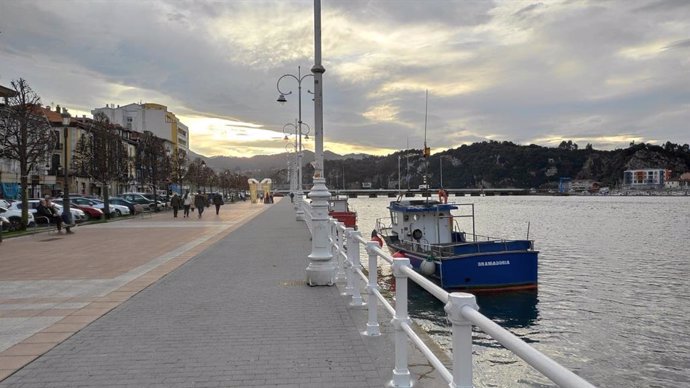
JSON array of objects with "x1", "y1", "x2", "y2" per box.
[{"x1": 1, "y1": 0, "x2": 689, "y2": 157}]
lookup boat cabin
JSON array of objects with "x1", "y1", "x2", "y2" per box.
[
  {"x1": 328, "y1": 195, "x2": 351, "y2": 213},
  {"x1": 388, "y1": 200, "x2": 460, "y2": 247}
]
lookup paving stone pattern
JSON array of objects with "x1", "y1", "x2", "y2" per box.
[{"x1": 1, "y1": 201, "x2": 400, "y2": 387}]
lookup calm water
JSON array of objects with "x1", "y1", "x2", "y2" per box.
[{"x1": 348, "y1": 195, "x2": 690, "y2": 388}]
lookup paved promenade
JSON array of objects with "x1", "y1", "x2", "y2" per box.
[{"x1": 0, "y1": 198, "x2": 444, "y2": 387}]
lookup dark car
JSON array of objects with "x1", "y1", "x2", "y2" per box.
[{"x1": 120, "y1": 193, "x2": 155, "y2": 211}]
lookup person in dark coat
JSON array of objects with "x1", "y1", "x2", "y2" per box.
[
  {"x1": 36, "y1": 198, "x2": 63, "y2": 232},
  {"x1": 194, "y1": 191, "x2": 207, "y2": 218},
  {"x1": 170, "y1": 192, "x2": 181, "y2": 218},
  {"x1": 212, "y1": 193, "x2": 224, "y2": 215}
]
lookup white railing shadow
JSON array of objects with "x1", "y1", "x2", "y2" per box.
[{"x1": 299, "y1": 199, "x2": 596, "y2": 388}]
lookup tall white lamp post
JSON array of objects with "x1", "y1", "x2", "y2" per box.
[
  {"x1": 305, "y1": 0, "x2": 334, "y2": 286},
  {"x1": 283, "y1": 121, "x2": 309, "y2": 216},
  {"x1": 277, "y1": 67, "x2": 313, "y2": 221}
]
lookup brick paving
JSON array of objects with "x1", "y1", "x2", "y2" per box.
[{"x1": 0, "y1": 199, "x2": 445, "y2": 387}]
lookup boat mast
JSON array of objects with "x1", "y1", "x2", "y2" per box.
[{"x1": 423, "y1": 90, "x2": 430, "y2": 202}]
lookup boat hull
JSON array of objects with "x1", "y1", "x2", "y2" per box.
[
  {"x1": 329, "y1": 211, "x2": 357, "y2": 228},
  {"x1": 385, "y1": 241, "x2": 538, "y2": 291}
]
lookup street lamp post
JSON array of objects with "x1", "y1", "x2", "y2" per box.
[
  {"x1": 277, "y1": 67, "x2": 313, "y2": 221},
  {"x1": 305, "y1": 0, "x2": 334, "y2": 286},
  {"x1": 61, "y1": 110, "x2": 73, "y2": 231},
  {"x1": 282, "y1": 121, "x2": 310, "y2": 218}
]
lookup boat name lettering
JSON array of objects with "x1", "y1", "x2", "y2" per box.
[{"x1": 478, "y1": 260, "x2": 510, "y2": 267}]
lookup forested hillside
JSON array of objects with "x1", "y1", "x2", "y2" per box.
[
  {"x1": 196, "y1": 141, "x2": 690, "y2": 189},
  {"x1": 322, "y1": 141, "x2": 690, "y2": 190}
]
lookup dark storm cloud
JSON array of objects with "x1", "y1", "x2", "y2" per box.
[{"x1": 1, "y1": 0, "x2": 688, "y2": 156}]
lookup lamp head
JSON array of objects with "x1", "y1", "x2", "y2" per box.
[
  {"x1": 61, "y1": 114, "x2": 71, "y2": 126},
  {"x1": 277, "y1": 94, "x2": 287, "y2": 104}
]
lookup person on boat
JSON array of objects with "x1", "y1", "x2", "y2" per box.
[
  {"x1": 438, "y1": 188, "x2": 448, "y2": 204},
  {"x1": 371, "y1": 230, "x2": 383, "y2": 247}
]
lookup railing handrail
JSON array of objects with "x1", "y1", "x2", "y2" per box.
[{"x1": 301, "y1": 201, "x2": 596, "y2": 388}]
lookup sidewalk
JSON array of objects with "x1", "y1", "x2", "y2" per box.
[
  {"x1": 0, "y1": 199, "x2": 273, "y2": 381},
  {"x1": 0, "y1": 199, "x2": 445, "y2": 387}
]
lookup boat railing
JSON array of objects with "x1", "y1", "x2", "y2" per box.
[{"x1": 323, "y1": 215, "x2": 596, "y2": 388}]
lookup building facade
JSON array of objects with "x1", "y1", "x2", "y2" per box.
[
  {"x1": 623, "y1": 169, "x2": 671, "y2": 190},
  {"x1": 92, "y1": 103, "x2": 189, "y2": 153}
]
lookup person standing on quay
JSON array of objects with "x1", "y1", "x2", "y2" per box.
[
  {"x1": 170, "y1": 192, "x2": 181, "y2": 218},
  {"x1": 182, "y1": 191, "x2": 192, "y2": 218},
  {"x1": 194, "y1": 191, "x2": 207, "y2": 218},
  {"x1": 212, "y1": 193, "x2": 224, "y2": 215}
]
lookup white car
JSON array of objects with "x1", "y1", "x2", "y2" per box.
[
  {"x1": 91, "y1": 199, "x2": 129, "y2": 217},
  {"x1": 0, "y1": 199, "x2": 11, "y2": 208},
  {"x1": 8, "y1": 200, "x2": 86, "y2": 224},
  {"x1": 0, "y1": 205, "x2": 36, "y2": 228}
]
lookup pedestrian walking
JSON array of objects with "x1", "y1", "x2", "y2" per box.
[
  {"x1": 182, "y1": 191, "x2": 192, "y2": 218},
  {"x1": 194, "y1": 191, "x2": 207, "y2": 218},
  {"x1": 212, "y1": 193, "x2": 224, "y2": 215},
  {"x1": 170, "y1": 192, "x2": 181, "y2": 218},
  {"x1": 289, "y1": 192, "x2": 294, "y2": 203}
]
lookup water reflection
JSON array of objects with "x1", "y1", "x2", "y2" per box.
[{"x1": 475, "y1": 290, "x2": 540, "y2": 329}]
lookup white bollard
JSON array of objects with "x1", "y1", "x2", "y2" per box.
[
  {"x1": 444, "y1": 292, "x2": 479, "y2": 388},
  {"x1": 364, "y1": 241, "x2": 380, "y2": 336},
  {"x1": 348, "y1": 230, "x2": 365, "y2": 307},
  {"x1": 391, "y1": 257, "x2": 413, "y2": 388}
]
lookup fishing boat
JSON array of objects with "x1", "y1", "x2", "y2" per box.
[
  {"x1": 328, "y1": 195, "x2": 357, "y2": 228},
  {"x1": 375, "y1": 199, "x2": 538, "y2": 291}
]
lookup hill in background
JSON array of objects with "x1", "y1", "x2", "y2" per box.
[{"x1": 189, "y1": 141, "x2": 690, "y2": 190}]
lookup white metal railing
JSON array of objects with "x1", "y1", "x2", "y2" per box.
[{"x1": 311, "y1": 209, "x2": 597, "y2": 388}]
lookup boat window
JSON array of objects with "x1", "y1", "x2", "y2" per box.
[
  {"x1": 391, "y1": 212, "x2": 398, "y2": 225},
  {"x1": 413, "y1": 214, "x2": 419, "y2": 221}
]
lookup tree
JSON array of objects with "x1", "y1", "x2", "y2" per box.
[
  {"x1": 0, "y1": 79, "x2": 55, "y2": 229},
  {"x1": 170, "y1": 148, "x2": 187, "y2": 190},
  {"x1": 72, "y1": 113, "x2": 129, "y2": 218},
  {"x1": 136, "y1": 131, "x2": 170, "y2": 211}
]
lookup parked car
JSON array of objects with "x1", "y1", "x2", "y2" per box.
[
  {"x1": 54, "y1": 203, "x2": 87, "y2": 224},
  {"x1": 1, "y1": 205, "x2": 36, "y2": 228},
  {"x1": 120, "y1": 193, "x2": 155, "y2": 210},
  {"x1": 10, "y1": 199, "x2": 87, "y2": 224},
  {"x1": 52, "y1": 198, "x2": 103, "y2": 220},
  {"x1": 109, "y1": 197, "x2": 143, "y2": 214},
  {"x1": 0, "y1": 199, "x2": 11, "y2": 208},
  {"x1": 70, "y1": 197, "x2": 129, "y2": 217},
  {"x1": 88, "y1": 199, "x2": 131, "y2": 217},
  {"x1": 141, "y1": 193, "x2": 168, "y2": 209}
]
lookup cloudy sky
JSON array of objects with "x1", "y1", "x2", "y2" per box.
[{"x1": 1, "y1": 0, "x2": 688, "y2": 157}]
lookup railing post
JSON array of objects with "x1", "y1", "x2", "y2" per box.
[
  {"x1": 444, "y1": 292, "x2": 479, "y2": 388},
  {"x1": 342, "y1": 227, "x2": 355, "y2": 296},
  {"x1": 391, "y1": 257, "x2": 413, "y2": 387},
  {"x1": 364, "y1": 241, "x2": 380, "y2": 336},
  {"x1": 348, "y1": 230, "x2": 365, "y2": 307},
  {"x1": 334, "y1": 223, "x2": 347, "y2": 283}
]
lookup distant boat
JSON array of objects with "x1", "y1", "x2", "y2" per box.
[
  {"x1": 328, "y1": 195, "x2": 357, "y2": 228},
  {"x1": 375, "y1": 199, "x2": 538, "y2": 291}
]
